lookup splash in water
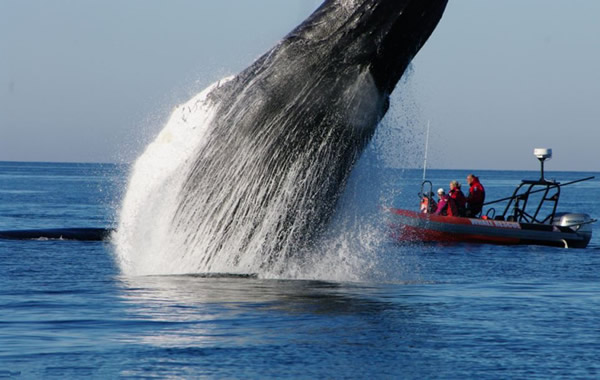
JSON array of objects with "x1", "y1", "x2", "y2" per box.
[{"x1": 114, "y1": 0, "x2": 447, "y2": 278}]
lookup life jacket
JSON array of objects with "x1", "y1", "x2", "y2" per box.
[
  {"x1": 420, "y1": 196, "x2": 437, "y2": 214},
  {"x1": 467, "y1": 177, "x2": 485, "y2": 205},
  {"x1": 446, "y1": 196, "x2": 458, "y2": 216},
  {"x1": 467, "y1": 177, "x2": 486, "y2": 215},
  {"x1": 449, "y1": 188, "x2": 467, "y2": 216},
  {"x1": 420, "y1": 197, "x2": 428, "y2": 213},
  {"x1": 435, "y1": 195, "x2": 458, "y2": 216}
]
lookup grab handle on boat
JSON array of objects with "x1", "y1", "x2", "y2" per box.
[{"x1": 484, "y1": 176, "x2": 595, "y2": 206}]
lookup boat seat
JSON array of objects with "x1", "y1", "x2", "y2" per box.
[{"x1": 494, "y1": 216, "x2": 505, "y2": 221}]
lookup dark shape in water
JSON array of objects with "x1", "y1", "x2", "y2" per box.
[
  {"x1": 0, "y1": 228, "x2": 114, "y2": 241},
  {"x1": 171, "y1": 0, "x2": 448, "y2": 269}
]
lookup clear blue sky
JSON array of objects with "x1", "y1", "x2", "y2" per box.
[{"x1": 1, "y1": 0, "x2": 599, "y2": 171}]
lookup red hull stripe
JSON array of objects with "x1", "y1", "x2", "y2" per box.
[
  {"x1": 390, "y1": 208, "x2": 521, "y2": 229},
  {"x1": 387, "y1": 208, "x2": 588, "y2": 247},
  {"x1": 392, "y1": 224, "x2": 521, "y2": 244}
]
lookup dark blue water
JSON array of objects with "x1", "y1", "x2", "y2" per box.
[{"x1": 1, "y1": 161, "x2": 599, "y2": 378}]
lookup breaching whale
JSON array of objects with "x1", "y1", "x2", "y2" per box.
[{"x1": 116, "y1": 0, "x2": 448, "y2": 275}]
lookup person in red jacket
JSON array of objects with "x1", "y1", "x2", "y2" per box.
[
  {"x1": 420, "y1": 191, "x2": 437, "y2": 214},
  {"x1": 449, "y1": 180, "x2": 467, "y2": 216},
  {"x1": 435, "y1": 188, "x2": 458, "y2": 216},
  {"x1": 466, "y1": 174, "x2": 485, "y2": 217}
]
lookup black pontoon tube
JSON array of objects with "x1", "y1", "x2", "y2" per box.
[{"x1": 0, "y1": 228, "x2": 114, "y2": 241}]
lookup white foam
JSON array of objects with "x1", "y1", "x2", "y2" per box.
[{"x1": 114, "y1": 78, "x2": 232, "y2": 275}]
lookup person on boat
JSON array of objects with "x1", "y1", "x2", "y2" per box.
[
  {"x1": 434, "y1": 188, "x2": 458, "y2": 216},
  {"x1": 449, "y1": 180, "x2": 467, "y2": 216},
  {"x1": 420, "y1": 191, "x2": 437, "y2": 214},
  {"x1": 466, "y1": 174, "x2": 486, "y2": 217}
]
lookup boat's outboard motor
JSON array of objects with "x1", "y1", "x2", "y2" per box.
[{"x1": 553, "y1": 213, "x2": 593, "y2": 248}]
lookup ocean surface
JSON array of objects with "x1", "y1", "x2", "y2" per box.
[{"x1": 1, "y1": 161, "x2": 599, "y2": 379}]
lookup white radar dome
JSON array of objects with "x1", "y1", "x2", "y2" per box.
[{"x1": 534, "y1": 148, "x2": 552, "y2": 160}]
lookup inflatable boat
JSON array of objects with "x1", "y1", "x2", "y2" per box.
[{"x1": 390, "y1": 149, "x2": 595, "y2": 248}]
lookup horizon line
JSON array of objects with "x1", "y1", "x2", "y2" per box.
[{"x1": 0, "y1": 159, "x2": 597, "y2": 174}]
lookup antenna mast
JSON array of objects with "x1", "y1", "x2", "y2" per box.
[{"x1": 422, "y1": 121, "x2": 430, "y2": 181}]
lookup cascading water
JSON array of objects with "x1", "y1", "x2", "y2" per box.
[
  {"x1": 114, "y1": 76, "x2": 420, "y2": 279},
  {"x1": 113, "y1": 0, "x2": 447, "y2": 279},
  {"x1": 114, "y1": 73, "x2": 385, "y2": 277},
  {"x1": 114, "y1": 80, "x2": 227, "y2": 275}
]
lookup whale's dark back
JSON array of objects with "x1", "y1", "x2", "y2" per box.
[{"x1": 165, "y1": 0, "x2": 448, "y2": 272}]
